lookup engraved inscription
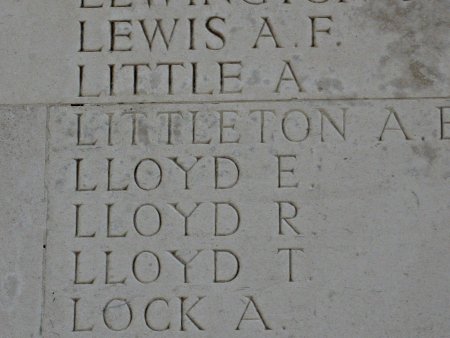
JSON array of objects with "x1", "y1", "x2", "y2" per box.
[{"x1": 43, "y1": 99, "x2": 450, "y2": 335}]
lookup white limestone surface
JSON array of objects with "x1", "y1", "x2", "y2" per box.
[
  {"x1": 0, "y1": 0, "x2": 449, "y2": 337},
  {"x1": 0, "y1": 0, "x2": 448, "y2": 104},
  {"x1": 41, "y1": 99, "x2": 450, "y2": 337},
  {"x1": 0, "y1": 107, "x2": 47, "y2": 338}
]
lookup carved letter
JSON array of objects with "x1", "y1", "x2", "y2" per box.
[
  {"x1": 379, "y1": 108, "x2": 412, "y2": 141},
  {"x1": 236, "y1": 296, "x2": 271, "y2": 330},
  {"x1": 214, "y1": 249, "x2": 240, "y2": 283},
  {"x1": 169, "y1": 157, "x2": 203, "y2": 190},
  {"x1": 145, "y1": 298, "x2": 170, "y2": 331},
  {"x1": 277, "y1": 248, "x2": 304, "y2": 282},
  {"x1": 214, "y1": 202, "x2": 240, "y2": 236},
  {"x1": 439, "y1": 106, "x2": 450, "y2": 140},
  {"x1": 134, "y1": 159, "x2": 163, "y2": 190},
  {"x1": 133, "y1": 204, "x2": 162, "y2": 237},
  {"x1": 103, "y1": 298, "x2": 133, "y2": 331},
  {"x1": 277, "y1": 201, "x2": 300, "y2": 235},
  {"x1": 74, "y1": 251, "x2": 95, "y2": 285},
  {"x1": 218, "y1": 110, "x2": 240, "y2": 143},
  {"x1": 75, "y1": 204, "x2": 96, "y2": 238},
  {"x1": 75, "y1": 158, "x2": 97, "y2": 191},
  {"x1": 170, "y1": 203, "x2": 201, "y2": 236},
  {"x1": 107, "y1": 158, "x2": 129, "y2": 191},
  {"x1": 72, "y1": 298, "x2": 94, "y2": 332},
  {"x1": 180, "y1": 296, "x2": 205, "y2": 331},
  {"x1": 76, "y1": 113, "x2": 97, "y2": 145},
  {"x1": 215, "y1": 156, "x2": 240, "y2": 189},
  {"x1": 275, "y1": 61, "x2": 303, "y2": 93},
  {"x1": 319, "y1": 108, "x2": 347, "y2": 142},
  {"x1": 253, "y1": 17, "x2": 282, "y2": 48},
  {"x1": 281, "y1": 110, "x2": 310, "y2": 142},
  {"x1": 105, "y1": 251, "x2": 126, "y2": 284},
  {"x1": 250, "y1": 109, "x2": 275, "y2": 143},
  {"x1": 169, "y1": 250, "x2": 202, "y2": 283},
  {"x1": 133, "y1": 251, "x2": 161, "y2": 283},
  {"x1": 310, "y1": 16, "x2": 333, "y2": 47},
  {"x1": 277, "y1": 155, "x2": 298, "y2": 188},
  {"x1": 107, "y1": 203, "x2": 128, "y2": 238}
]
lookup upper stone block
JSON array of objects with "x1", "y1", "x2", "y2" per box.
[{"x1": 0, "y1": 0, "x2": 448, "y2": 104}]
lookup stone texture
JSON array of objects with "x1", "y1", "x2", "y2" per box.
[
  {"x1": 42, "y1": 99, "x2": 450, "y2": 337},
  {"x1": 0, "y1": 106, "x2": 47, "y2": 337},
  {"x1": 0, "y1": 0, "x2": 448, "y2": 104},
  {"x1": 0, "y1": 0, "x2": 449, "y2": 337}
]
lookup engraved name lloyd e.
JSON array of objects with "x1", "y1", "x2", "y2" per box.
[{"x1": 43, "y1": 101, "x2": 450, "y2": 335}]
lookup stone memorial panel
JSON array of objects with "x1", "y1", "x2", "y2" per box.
[
  {"x1": 0, "y1": 0, "x2": 449, "y2": 337},
  {"x1": 42, "y1": 99, "x2": 450, "y2": 337},
  {"x1": 0, "y1": 0, "x2": 448, "y2": 104}
]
